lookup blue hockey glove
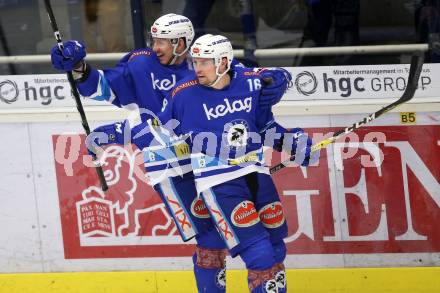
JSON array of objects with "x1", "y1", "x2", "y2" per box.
[
  {"x1": 278, "y1": 128, "x2": 319, "y2": 166},
  {"x1": 291, "y1": 133, "x2": 320, "y2": 167},
  {"x1": 51, "y1": 40, "x2": 86, "y2": 71},
  {"x1": 260, "y1": 68, "x2": 292, "y2": 108},
  {"x1": 261, "y1": 121, "x2": 320, "y2": 166},
  {"x1": 85, "y1": 120, "x2": 131, "y2": 155}
]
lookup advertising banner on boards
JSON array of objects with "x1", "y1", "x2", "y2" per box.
[
  {"x1": 52, "y1": 124, "x2": 440, "y2": 261},
  {"x1": 1, "y1": 63, "x2": 438, "y2": 109}
]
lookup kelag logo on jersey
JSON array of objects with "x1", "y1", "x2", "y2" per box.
[
  {"x1": 203, "y1": 97, "x2": 252, "y2": 120},
  {"x1": 150, "y1": 72, "x2": 176, "y2": 91}
]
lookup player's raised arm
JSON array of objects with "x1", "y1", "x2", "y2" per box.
[
  {"x1": 50, "y1": 13, "x2": 195, "y2": 123},
  {"x1": 50, "y1": 40, "x2": 144, "y2": 108}
]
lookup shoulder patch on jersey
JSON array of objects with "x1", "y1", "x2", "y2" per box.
[
  {"x1": 255, "y1": 67, "x2": 268, "y2": 74},
  {"x1": 128, "y1": 49, "x2": 153, "y2": 62},
  {"x1": 172, "y1": 79, "x2": 198, "y2": 97},
  {"x1": 243, "y1": 71, "x2": 260, "y2": 76},
  {"x1": 240, "y1": 67, "x2": 268, "y2": 76}
]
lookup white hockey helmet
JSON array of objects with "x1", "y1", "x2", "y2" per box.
[
  {"x1": 150, "y1": 13, "x2": 194, "y2": 62},
  {"x1": 191, "y1": 34, "x2": 234, "y2": 86}
]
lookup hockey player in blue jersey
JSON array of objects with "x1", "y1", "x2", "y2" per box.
[
  {"x1": 163, "y1": 33, "x2": 316, "y2": 293},
  {"x1": 51, "y1": 14, "x2": 229, "y2": 293},
  {"x1": 51, "y1": 13, "x2": 196, "y2": 123},
  {"x1": 104, "y1": 34, "x2": 319, "y2": 292}
]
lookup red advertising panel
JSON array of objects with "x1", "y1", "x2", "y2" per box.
[{"x1": 53, "y1": 125, "x2": 440, "y2": 259}]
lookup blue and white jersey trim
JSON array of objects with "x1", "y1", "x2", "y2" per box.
[
  {"x1": 146, "y1": 164, "x2": 193, "y2": 187},
  {"x1": 190, "y1": 148, "x2": 269, "y2": 192},
  {"x1": 87, "y1": 70, "x2": 116, "y2": 103},
  {"x1": 157, "y1": 178, "x2": 197, "y2": 241},
  {"x1": 142, "y1": 134, "x2": 192, "y2": 186}
]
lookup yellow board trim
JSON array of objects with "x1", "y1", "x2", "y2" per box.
[{"x1": 0, "y1": 267, "x2": 439, "y2": 293}]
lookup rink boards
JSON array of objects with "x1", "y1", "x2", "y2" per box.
[{"x1": 0, "y1": 65, "x2": 439, "y2": 292}]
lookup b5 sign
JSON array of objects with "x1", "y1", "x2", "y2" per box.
[{"x1": 52, "y1": 125, "x2": 440, "y2": 259}]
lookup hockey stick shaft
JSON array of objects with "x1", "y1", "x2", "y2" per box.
[
  {"x1": 270, "y1": 52, "x2": 425, "y2": 175},
  {"x1": 44, "y1": 0, "x2": 108, "y2": 191}
]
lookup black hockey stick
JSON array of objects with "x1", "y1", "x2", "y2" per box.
[
  {"x1": 44, "y1": 0, "x2": 108, "y2": 191},
  {"x1": 270, "y1": 52, "x2": 425, "y2": 175}
]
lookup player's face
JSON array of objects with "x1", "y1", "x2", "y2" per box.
[
  {"x1": 193, "y1": 58, "x2": 217, "y2": 85},
  {"x1": 152, "y1": 38, "x2": 174, "y2": 65}
]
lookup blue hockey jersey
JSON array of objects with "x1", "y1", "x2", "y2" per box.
[
  {"x1": 76, "y1": 48, "x2": 244, "y2": 124},
  {"x1": 76, "y1": 48, "x2": 194, "y2": 123},
  {"x1": 163, "y1": 67, "x2": 272, "y2": 192}
]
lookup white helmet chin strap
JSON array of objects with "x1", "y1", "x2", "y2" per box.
[
  {"x1": 207, "y1": 59, "x2": 230, "y2": 87},
  {"x1": 168, "y1": 38, "x2": 189, "y2": 65}
]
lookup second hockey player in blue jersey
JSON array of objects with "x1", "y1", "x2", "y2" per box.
[
  {"x1": 51, "y1": 13, "x2": 196, "y2": 123},
  {"x1": 52, "y1": 14, "x2": 230, "y2": 293},
  {"x1": 158, "y1": 34, "x2": 320, "y2": 293}
]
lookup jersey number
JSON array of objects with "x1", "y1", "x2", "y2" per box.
[{"x1": 247, "y1": 79, "x2": 261, "y2": 91}]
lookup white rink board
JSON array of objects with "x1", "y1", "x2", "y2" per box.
[{"x1": 1, "y1": 63, "x2": 440, "y2": 109}]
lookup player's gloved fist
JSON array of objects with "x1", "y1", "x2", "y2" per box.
[
  {"x1": 260, "y1": 68, "x2": 292, "y2": 108},
  {"x1": 51, "y1": 40, "x2": 86, "y2": 71},
  {"x1": 284, "y1": 128, "x2": 320, "y2": 166},
  {"x1": 85, "y1": 120, "x2": 131, "y2": 156}
]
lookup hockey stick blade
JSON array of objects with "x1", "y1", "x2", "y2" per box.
[
  {"x1": 270, "y1": 52, "x2": 425, "y2": 175},
  {"x1": 44, "y1": 0, "x2": 108, "y2": 191}
]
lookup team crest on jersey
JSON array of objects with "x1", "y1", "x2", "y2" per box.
[
  {"x1": 224, "y1": 120, "x2": 250, "y2": 148},
  {"x1": 191, "y1": 197, "x2": 210, "y2": 218},
  {"x1": 258, "y1": 202, "x2": 285, "y2": 228},
  {"x1": 231, "y1": 201, "x2": 259, "y2": 227}
]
